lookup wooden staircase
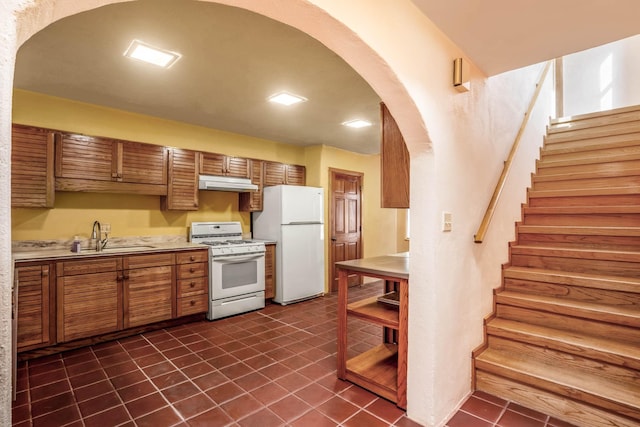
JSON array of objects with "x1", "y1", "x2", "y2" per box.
[{"x1": 473, "y1": 105, "x2": 640, "y2": 427}]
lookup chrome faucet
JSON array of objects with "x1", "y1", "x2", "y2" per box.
[{"x1": 91, "y1": 220, "x2": 108, "y2": 251}]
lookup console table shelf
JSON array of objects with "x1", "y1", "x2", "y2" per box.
[{"x1": 336, "y1": 253, "x2": 409, "y2": 409}]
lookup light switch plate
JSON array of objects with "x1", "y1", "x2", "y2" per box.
[{"x1": 442, "y1": 211, "x2": 452, "y2": 232}]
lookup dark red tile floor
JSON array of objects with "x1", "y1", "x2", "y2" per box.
[{"x1": 12, "y1": 283, "x2": 577, "y2": 426}]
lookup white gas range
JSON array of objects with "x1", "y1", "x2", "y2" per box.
[{"x1": 190, "y1": 222, "x2": 266, "y2": 320}]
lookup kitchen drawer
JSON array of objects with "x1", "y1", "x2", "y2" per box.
[
  {"x1": 57, "y1": 257, "x2": 122, "y2": 276},
  {"x1": 124, "y1": 252, "x2": 175, "y2": 269},
  {"x1": 176, "y1": 250, "x2": 208, "y2": 264},
  {"x1": 178, "y1": 276, "x2": 207, "y2": 297},
  {"x1": 178, "y1": 295, "x2": 208, "y2": 316},
  {"x1": 177, "y1": 262, "x2": 207, "y2": 279}
]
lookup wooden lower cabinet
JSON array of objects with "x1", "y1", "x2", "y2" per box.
[
  {"x1": 123, "y1": 253, "x2": 175, "y2": 329},
  {"x1": 43, "y1": 248, "x2": 209, "y2": 348},
  {"x1": 15, "y1": 262, "x2": 55, "y2": 351},
  {"x1": 176, "y1": 249, "x2": 209, "y2": 316},
  {"x1": 264, "y1": 243, "x2": 275, "y2": 299},
  {"x1": 56, "y1": 257, "x2": 123, "y2": 342}
]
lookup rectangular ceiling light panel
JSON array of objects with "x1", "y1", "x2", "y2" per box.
[
  {"x1": 342, "y1": 119, "x2": 372, "y2": 128},
  {"x1": 267, "y1": 91, "x2": 307, "y2": 106},
  {"x1": 124, "y1": 39, "x2": 181, "y2": 68}
]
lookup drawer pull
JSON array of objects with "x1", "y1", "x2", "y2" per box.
[
  {"x1": 190, "y1": 281, "x2": 195, "y2": 288},
  {"x1": 190, "y1": 267, "x2": 195, "y2": 273},
  {"x1": 190, "y1": 256, "x2": 196, "y2": 261},
  {"x1": 190, "y1": 300, "x2": 196, "y2": 306}
]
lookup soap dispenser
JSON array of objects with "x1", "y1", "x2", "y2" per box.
[{"x1": 71, "y1": 236, "x2": 82, "y2": 253}]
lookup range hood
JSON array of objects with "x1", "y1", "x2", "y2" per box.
[{"x1": 198, "y1": 175, "x2": 258, "y2": 192}]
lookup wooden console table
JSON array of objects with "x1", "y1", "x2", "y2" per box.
[{"x1": 336, "y1": 253, "x2": 409, "y2": 409}]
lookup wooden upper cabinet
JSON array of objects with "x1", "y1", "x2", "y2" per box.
[
  {"x1": 120, "y1": 140, "x2": 168, "y2": 186},
  {"x1": 239, "y1": 159, "x2": 264, "y2": 212},
  {"x1": 200, "y1": 152, "x2": 250, "y2": 178},
  {"x1": 11, "y1": 124, "x2": 55, "y2": 208},
  {"x1": 263, "y1": 161, "x2": 306, "y2": 186},
  {"x1": 162, "y1": 148, "x2": 200, "y2": 211},
  {"x1": 54, "y1": 132, "x2": 168, "y2": 195},
  {"x1": 380, "y1": 103, "x2": 410, "y2": 208}
]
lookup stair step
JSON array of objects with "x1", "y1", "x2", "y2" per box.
[
  {"x1": 528, "y1": 186, "x2": 640, "y2": 199},
  {"x1": 542, "y1": 140, "x2": 640, "y2": 163},
  {"x1": 510, "y1": 245, "x2": 640, "y2": 264},
  {"x1": 537, "y1": 151, "x2": 640, "y2": 169},
  {"x1": 516, "y1": 225, "x2": 640, "y2": 237},
  {"x1": 527, "y1": 193, "x2": 640, "y2": 210},
  {"x1": 510, "y1": 246, "x2": 640, "y2": 278},
  {"x1": 523, "y1": 205, "x2": 640, "y2": 215},
  {"x1": 536, "y1": 159, "x2": 640, "y2": 180},
  {"x1": 532, "y1": 175, "x2": 640, "y2": 191},
  {"x1": 545, "y1": 118, "x2": 640, "y2": 144},
  {"x1": 476, "y1": 337, "x2": 640, "y2": 420},
  {"x1": 496, "y1": 304, "x2": 640, "y2": 344},
  {"x1": 496, "y1": 290, "x2": 640, "y2": 328},
  {"x1": 544, "y1": 133, "x2": 640, "y2": 155},
  {"x1": 504, "y1": 266, "x2": 640, "y2": 294},
  {"x1": 475, "y1": 371, "x2": 640, "y2": 427},
  {"x1": 486, "y1": 318, "x2": 640, "y2": 371},
  {"x1": 533, "y1": 167, "x2": 640, "y2": 183},
  {"x1": 516, "y1": 228, "x2": 640, "y2": 251},
  {"x1": 523, "y1": 205, "x2": 640, "y2": 227},
  {"x1": 549, "y1": 105, "x2": 640, "y2": 132}
]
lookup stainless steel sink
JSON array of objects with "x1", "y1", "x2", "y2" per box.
[{"x1": 101, "y1": 245, "x2": 156, "y2": 251}]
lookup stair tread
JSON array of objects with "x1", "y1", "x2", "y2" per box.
[
  {"x1": 550, "y1": 105, "x2": 640, "y2": 127},
  {"x1": 523, "y1": 205, "x2": 640, "y2": 214},
  {"x1": 487, "y1": 318, "x2": 640, "y2": 366},
  {"x1": 533, "y1": 169, "x2": 640, "y2": 182},
  {"x1": 497, "y1": 290, "x2": 640, "y2": 322},
  {"x1": 517, "y1": 225, "x2": 640, "y2": 236},
  {"x1": 528, "y1": 186, "x2": 640, "y2": 198},
  {"x1": 537, "y1": 152, "x2": 640, "y2": 168},
  {"x1": 476, "y1": 346, "x2": 640, "y2": 409},
  {"x1": 504, "y1": 266, "x2": 640, "y2": 290},
  {"x1": 510, "y1": 244, "x2": 640, "y2": 262},
  {"x1": 543, "y1": 138, "x2": 640, "y2": 154}
]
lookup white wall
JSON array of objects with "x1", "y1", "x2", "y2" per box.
[
  {"x1": 0, "y1": 1, "x2": 553, "y2": 426},
  {"x1": 564, "y1": 34, "x2": 640, "y2": 116}
]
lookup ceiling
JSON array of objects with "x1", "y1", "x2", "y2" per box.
[
  {"x1": 14, "y1": 0, "x2": 382, "y2": 154},
  {"x1": 14, "y1": 1, "x2": 640, "y2": 155},
  {"x1": 411, "y1": 0, "x2": 640, "y2": 76}
]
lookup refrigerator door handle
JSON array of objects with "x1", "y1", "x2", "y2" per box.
[{"x1": 286, "y1": 221, "x2": 322, "y2": 225}]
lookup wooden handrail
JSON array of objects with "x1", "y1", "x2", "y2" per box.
[{"x1": 474, "y1": 60, "x2": 553, "y2": 243}]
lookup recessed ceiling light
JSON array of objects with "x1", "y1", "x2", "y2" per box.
[
  {"x1": 124, "y1": 39, "x2": 181, "y2": 68},
  {"x1": 267, "y1": 92, "x2": 307, "y2": 106},
  {"x1": 342, "y1": 119, "x2": 372, "y2": 128}
]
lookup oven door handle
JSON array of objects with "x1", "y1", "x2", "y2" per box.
[{"x1": 212, "y1": 254, "x2": 264, "y2": 263}]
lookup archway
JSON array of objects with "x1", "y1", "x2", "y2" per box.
[{"x1": 1, "y1": 1, "x2": 432, "y2": 424}]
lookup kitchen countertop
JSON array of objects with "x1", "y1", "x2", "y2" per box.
[
  {"x1": 12, "y1": 241, "x2": 208, "y2": 262},
  {"x1": 335, "y1": 252, "x2": 409, "y2": 279}
]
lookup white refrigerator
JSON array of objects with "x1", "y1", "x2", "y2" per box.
[{"x1": 253, "y1": 185, "x2": 325, "y2": 305}]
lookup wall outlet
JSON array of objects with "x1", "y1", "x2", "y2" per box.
[{"x1": 442, "y1": 212, "x2": 452, "y2": 232}]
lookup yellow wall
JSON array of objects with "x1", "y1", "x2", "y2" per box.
[{"x1": 11, "y1": 90, "x2": 406, "y2": 289}]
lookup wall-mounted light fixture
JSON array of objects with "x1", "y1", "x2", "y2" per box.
[{"x1": 453, "y1": 58, "x2": 470, "y2": 92}]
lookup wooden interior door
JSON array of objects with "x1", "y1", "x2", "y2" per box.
[{"x1": 330, "y1": 169, "x2": 363, "y2": 292}]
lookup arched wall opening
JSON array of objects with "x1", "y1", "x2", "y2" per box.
[{"x1": 1, "y1": 0, "x2": 433, "y2": 424}]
